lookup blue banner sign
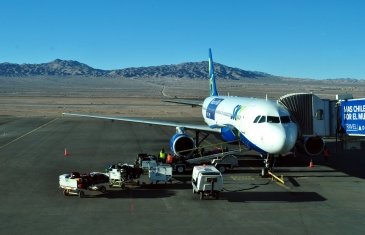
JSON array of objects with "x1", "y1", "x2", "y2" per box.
[{"x1": 341, "y1": 99, "x2": 365, "y2": 136}]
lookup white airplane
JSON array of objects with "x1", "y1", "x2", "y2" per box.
[{"x1": 63, "y1": 49, "x2": 301, "y2": 176}]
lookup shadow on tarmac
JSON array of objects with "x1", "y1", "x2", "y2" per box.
[
  {"x1": 81, "y1": 182, "x2": 194, "y2": 199},
  {"x1": 84, "y1": 188, "x2": 176, "y2": 199},
  {"x1": 325, "y1": 142, "x2": 365, "y2": 179},
  {"x1": 222, "y1": 191, "x2": 326, "y2": 203},
  {"x1": 238, "y1": 141, "x2": 365, "y2": 179}
]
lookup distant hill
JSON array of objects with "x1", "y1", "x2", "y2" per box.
[
  {"x1": 0, "y1": 59, "x2": 106, "y2": 77},
  {"x1": 0, "y1": 59, "x2": 273, "y2": 79}
]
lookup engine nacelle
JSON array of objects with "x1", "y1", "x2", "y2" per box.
[
  {"x1": 303, "y1": 136, "x2": 325, "y2": 156},
  {"x1": 169, "y1": 133, "x2": 195, "y2": 157},
  {"x1": 220, "y1": 126, "x2": 239, "y2": 142}
]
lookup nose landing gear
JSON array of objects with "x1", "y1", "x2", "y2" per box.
[{"x1": 260, "y1": 154, "x2": 275, "y2": 177}]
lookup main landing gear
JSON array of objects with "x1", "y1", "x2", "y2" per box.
[{"x1": 260, "y1": 154, "x2": 275, "y2": 177}]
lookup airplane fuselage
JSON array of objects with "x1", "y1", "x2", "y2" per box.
[{"x1": 202, "y1": 96, "x2": 298, "y2": 155}]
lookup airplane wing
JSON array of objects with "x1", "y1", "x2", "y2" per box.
[
  {"x1": 62, "y1": 112, "x2": 221, "y2": 133},
  {"x1": 162, "y1": 99, "x2": 203, "y2": 107}
]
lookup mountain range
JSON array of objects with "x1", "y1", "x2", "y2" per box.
[{"x1": 0, "y1": 59, "x2": 272, "y2": 79}]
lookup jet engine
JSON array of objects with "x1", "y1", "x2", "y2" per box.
[
  {"x1": 300, "y1": 136, "x2": 325, "y2": 156},
  {"x1": 169, "y1": 133, "x2": 195, "y2": 157},
  {"x1": 220, "y1": 126, "x2": 239, "y2": 142}
]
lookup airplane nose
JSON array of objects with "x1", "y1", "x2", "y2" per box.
[
  {"x1": 282, "y1": 123, "x2": 298, "y2": 153},
  {"x1": 264, "y1": 124, "x2": 297, "y2": 154}
]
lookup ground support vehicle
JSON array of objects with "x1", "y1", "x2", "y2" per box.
[
  {"x1": 123, "y1": 177, "x2": 141, "y2": 186},
  {"x1": 106, "y1": 163, "x2": 143, "y2": 187},
  {"x1": 108, "y1": 168, "x2": 126, "y2": 189},
  {"x1": 192, "y1": 165, "x2": 223, "y2": 200},
  {"x1": 59, "y1": 172, "x2": 109, "y2": 198},
  {"x1": 173, "y1": 151, "x2": 239, "y2": 173},
  {"x1": 136, "y1": 153, "x2": 158, "y2": 172},
  {"x1": 148, "y1": 164, "x2": 173, "y2": 184},
  {"x1": 210, "y1": 154, "x2": 239, "y2": 173}
]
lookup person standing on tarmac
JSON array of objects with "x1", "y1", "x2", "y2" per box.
[
  {"x1": 166, "y1": 153, "x2": 173, "y2": 164},
  {"x1": 159, "y1": 148, "x2": 167, "y2": 163}
]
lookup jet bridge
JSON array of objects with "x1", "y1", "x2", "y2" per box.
[
  {"x1": 279, "y1": 93, "x2": 365, "y2": 151},
  {"x1": 278, "y1": 93, "x2": 335, "y2": 137}
]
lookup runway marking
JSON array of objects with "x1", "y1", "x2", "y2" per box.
[
  {"x1": 162, "y1": 198, "x2": 173, "y2": 211},
  {"x1": 0, "y1": 117, "x2": 60, "y2": 150},
  {"x1": 128, "y1": 190, "x2": 136, "y2": 214}
]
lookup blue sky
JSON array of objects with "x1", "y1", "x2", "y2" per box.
[{"x1": 1, "y1": 0, "x2": 364, "y2": 79}]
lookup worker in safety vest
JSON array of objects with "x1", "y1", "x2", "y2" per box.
[
  {"x1": 166, "y1": 153, "x2": 173, "y2": 164},
  {"x1": 159, "y1": 148, "x2": 167, "y2": 163}
]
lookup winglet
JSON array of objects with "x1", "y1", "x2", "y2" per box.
[{"x1": 209, "y1": 48, "x2": 219, "y2": 96}]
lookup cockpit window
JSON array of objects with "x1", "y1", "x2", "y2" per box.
[
  {"x1": 258, "y1": 116, "x2": 266, "y2": 123},
  {"x1": 254, "y1": 115, "x2": 291, "y2": 124},
  {"x1": 280, "y1": 116, "x2": 291, "y2": 123},
  {"x1": 253, "y1": 116, "x2": 261, "y2": 123},
  {"x1": 267, "y1": 116, "x2": 280, "y2": 123}
]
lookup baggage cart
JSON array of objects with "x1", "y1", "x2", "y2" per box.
[
  {"x1": 108, "y1": 168, "x2": 126, "y2": 188},
  {"x1": 59, "y1": 172, "x2": 109, "y2": 198},
  {"x1": 148, "y1": 164, "x2": 173, "y2": 184}
]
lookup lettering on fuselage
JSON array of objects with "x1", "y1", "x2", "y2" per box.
[{"x1": 206, "y1": 98, "x2": 224, "y2": 120}]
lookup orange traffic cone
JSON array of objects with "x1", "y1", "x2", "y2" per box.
[
  {"x1": 308, "y1": 159, "x2": 314, "y2": 168},
  {"x1": 64, "y1": 148, "x2": 70, "y2": 157}
]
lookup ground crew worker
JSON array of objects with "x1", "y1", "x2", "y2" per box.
[
  {"x1": 166, "y1": 153, "x2": 173, "y2": 164},
  {"x1": 134, "y1": 159, "x2": 140, "y2": 168},
  {"x1": 159, "y1": 148, "x2": 167, "y2": 163}
]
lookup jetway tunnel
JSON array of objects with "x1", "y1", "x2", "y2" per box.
[
  {"x1": 278, "y1": 93, "x2": 334, "y2": 137},
  {"x1": 278, "y1": 93, "x2": 365, "y2": 151}
]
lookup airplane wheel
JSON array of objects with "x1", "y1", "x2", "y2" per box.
[
  {"x1": 100, "y1": 186, "x2": 106, "y2": 193},
  {"x1": 176, "y1": 166, "x2": 185, "y2": 174},
  {"x1": 217, "y1": 165, "x2": 226, "y2": 173}
]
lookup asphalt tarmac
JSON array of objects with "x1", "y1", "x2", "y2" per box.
[{"x1": 0, "y1": 116, "x2": 364, "y2": 235}]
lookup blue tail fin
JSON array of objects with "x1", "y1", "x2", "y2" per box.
[{"x1": 209, "y1": 48, "x2": 219, "y2": 96}]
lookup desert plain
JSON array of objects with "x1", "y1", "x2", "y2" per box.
[{"x1": 1, "y1": 76, "x2": 365, "y2": 117}]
